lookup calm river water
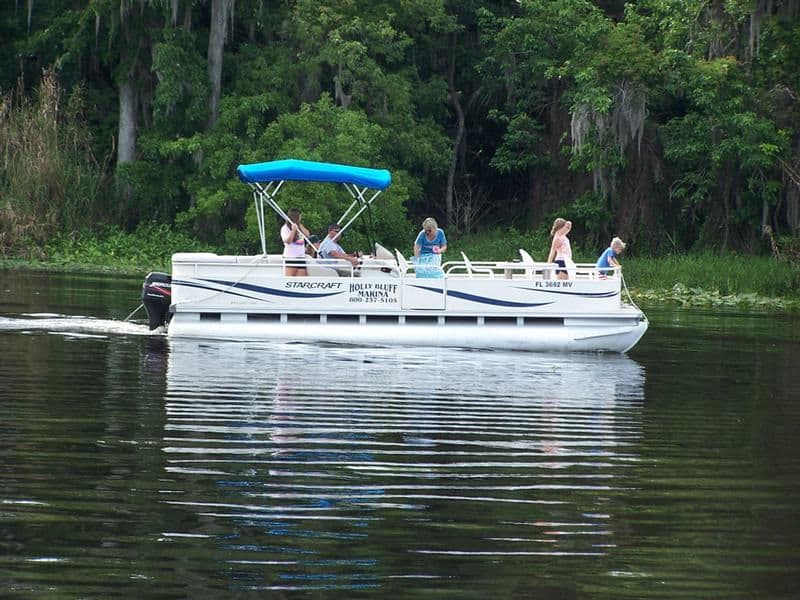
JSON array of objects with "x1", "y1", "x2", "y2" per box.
[{"x1": 1, "y1": 270, "x2": 799, "y2": 599}]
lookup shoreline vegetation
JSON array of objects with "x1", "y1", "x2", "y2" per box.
[
  {"x1": 3, "y1": 4, "x2": 799, "y2": 320},
  {"x1": 2, "y1": 227, "x2": 798, "y2": 313},
  {"x1": 4, "y1": 6, "x2": 800, "y2": 276}
]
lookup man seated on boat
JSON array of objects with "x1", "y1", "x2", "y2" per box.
[
  {"x1": 317, "y1": 223, "x2": 363, "y2": 274},
  {"x1": 306, "y1": 234, "x2": 320, "y2": 258}
]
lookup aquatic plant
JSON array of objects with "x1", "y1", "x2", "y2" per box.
[
  {"x1": 633, "y1": 283, "x2": 800, "y2": 312},
  {"x1": 42, "y1": 224, "x2": 211, "y2": 274}
]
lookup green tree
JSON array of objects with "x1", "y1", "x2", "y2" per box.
[
  {"x1": 1, "y1": 0, "x2": 798, "y2": 259},
  {"x1": 631, "y1": 0, "x2": 791, "y2": 251},
  {"x1": 479, "y1": 0, "x2": 615, "y2": 231},
  {"x1": 174, "y1": 95, "x2": 414, "y2": 253},
  {"x1": 287, "y1": 0, "x2": 453, "y2": 212}
]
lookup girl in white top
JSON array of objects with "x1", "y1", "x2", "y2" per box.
[
  {"x1": 547, "y1": 217, "x2": 573, "y2": 280},
  {"x1": 281, "y1": 208, "x2": 310, "y2": 276}
]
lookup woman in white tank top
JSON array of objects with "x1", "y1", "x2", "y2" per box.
[
  {"x1": 281, "y1": 208, "x2": 310, "y2": 276},
  {"x1": 547, "y1": 218, "x2": 573, "y2": 280}
]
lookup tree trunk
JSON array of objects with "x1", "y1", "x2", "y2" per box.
[
  {"x1": 207, "y1": 0, "x2": 231, "y2": 129},
  {"x1": 445, "y1": 33, "x2": 463, "y2": 230},
  {"x1": 787, "y1": 137, "x2": 800, "y2": 235},
  {"x1": 118, "y1": 77, "x2": 137, "y2": 165},
  {"x1": 116, "y1": 74, "x2": 137, "y2": 221},
  {"x1": 445, "y1": 102, "x2": 465, "y2": 231},
  {"x1": 719, "y1": 163, "x2": 734, "y2": 251},
  {"x1": 787, "y1": 185, "x2": 800, "y2": 236}
]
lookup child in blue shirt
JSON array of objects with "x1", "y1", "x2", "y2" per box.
[{"x1": 596, "y1": 237, "x2": 626, "y2": 275}]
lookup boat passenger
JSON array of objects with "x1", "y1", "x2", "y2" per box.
[
  {"x1": 281, "y1": 208, "x2": 311, "y2": 276},
  {"x1": 547, "y1": 218, "x2": 573, "y2": 280},
  {"x1": 318, "y1": 223, "x2": 362, "y2": 270},
  {"x1": 306, "y1": 234, "x2": 321, "y2": 258},
  {"x1": 414, "y1": 217, "x2": 447, "y2": 258},
  {"x1": 596, "y1": 237, "x2": 625, "y2": 276}
]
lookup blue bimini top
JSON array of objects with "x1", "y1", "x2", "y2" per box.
[{"x1": 237, "y1": 159, "x2": 392, "y2": 190}]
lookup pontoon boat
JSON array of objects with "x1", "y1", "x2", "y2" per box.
[{"x1": 141, "y1": 159, "x2": 648, "y2": 352}]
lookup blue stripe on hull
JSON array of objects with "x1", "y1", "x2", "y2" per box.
[
  {"x1": 175, "y1": 279, "x2": 617, "y2": 308},
  {"x1": 172, "y1": 279, "x2": 269, "y2": 302},
  {"x1": 409, "y1": 284, "x2": 553, "y2": 308},
  {"x1": 513, "y1": 286, "x2": 618, "y2": 299},
  {"x1": 446, "y1": 289, "x2": 554, "y2": 308},
  {"x1": 174, "y1": 278, "x2": 345, "y2": 300},
  {"x1": 204, "y1": 279, "x2": 345, "y2": 299}
]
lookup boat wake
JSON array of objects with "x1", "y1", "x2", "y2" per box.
[{"x1": 0, "y1": 313, "x2": 157, "y2": 338}]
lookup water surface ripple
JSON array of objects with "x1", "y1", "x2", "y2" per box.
[
  {"x1": 157, "y1": 342, "x2": 646, "y2": 594},
  {"x1": 1, "y1": 293, "x2": 799, "y2": 598}
]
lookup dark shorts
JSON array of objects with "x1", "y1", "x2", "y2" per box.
[
  {"x1": 284, "y1": 257, "x2": 307, "y2": 269},
  {"x1": 555, "y1": 259, "x2": 566, "y2": 274}
]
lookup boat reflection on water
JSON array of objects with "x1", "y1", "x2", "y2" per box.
[{"x1": 161, "y1": 340, "x2": 646, "y2": 592}]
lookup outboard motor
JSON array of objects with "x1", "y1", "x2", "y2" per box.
[{"x1": 142, "y1": 272, "x2": 172, "y2": 330}]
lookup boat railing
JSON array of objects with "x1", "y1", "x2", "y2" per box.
[
  {"x1": 387, "y1": 251, "x2": 621, "y2": 281},
  {"x1": 438, "y1": 259, "x2": 614, "y2": 281},
  {"x1": 173, "y1": 251, "x2": 621, "y2": 282}
]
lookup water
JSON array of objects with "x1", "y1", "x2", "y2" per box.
[{"x1": 1, "y1": 270, "x2": 799, "y2": 598}]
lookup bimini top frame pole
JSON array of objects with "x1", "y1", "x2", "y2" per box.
[{"x1": 237, "y1": 159, "x2": 392, "y2": 255}]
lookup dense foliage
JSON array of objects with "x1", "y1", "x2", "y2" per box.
[{"x1": 1, "y1": 0, "x2": 799, "y2": 260}]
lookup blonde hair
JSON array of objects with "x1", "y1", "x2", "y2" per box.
[
  {"x1": 611, "y1": 236, "x2": 626, "y2": 249},
  {"x1": 422, "y1": 217, "x2": 438, "y2": 231},
  {"x1": 550, "y1": 218, "x2": 567, "y2": 236}
]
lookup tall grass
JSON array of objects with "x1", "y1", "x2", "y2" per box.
[
  {"x1": 624, "y1": 254, "x2": 800, "y2": 298},
  {"x1": 446, "y1": 230, "x2": 799, "y2": 300},
  {"x1": 0, "y1": 71, "x2": 109, "y2": 257}
]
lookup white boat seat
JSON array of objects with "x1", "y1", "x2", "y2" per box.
[
  {"x1": 518, "y1": 248, "x2": 534, "y2": 263},
  {"x1": 461, "y1": 251, "x2": 475, "y2": 278},
  {"x1": 564, "y1": 259, "x2": 577, "y2": 280},
  {"x1": 519, "y1": 249, "x2": 535, "y2": 278},
  {"x1": 395, "y1": 249, "x2": 411, "y2": 275},
  {"x1": 322, "y1": 258, "x2": 357, "y2": 277},
  {"x1": 461, "y1": 252, "x2": 494, "y2": 278},
  {"x1": 359, "y1": 257, "x2": 400, "y2": 278},
  {"x1": 374, "y1": 243, "x2": 394, "y2": 260},
  {"x1": 306, "y1": 259, "x2": 340, "y2": 277}
]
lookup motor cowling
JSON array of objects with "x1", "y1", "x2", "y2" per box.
[{"x1": 142, "y1": 272, "x2": 172, "y2": 330}]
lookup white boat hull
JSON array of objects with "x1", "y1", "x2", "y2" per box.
[
  {"x1": 167, "y1": 313, "x2": 647, "y2": 353},
  {"x1": 161, "y1": 253, "x2": 648, "y2": 353}
]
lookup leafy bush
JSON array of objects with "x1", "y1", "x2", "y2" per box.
[
  {"x1": 44, "y1": 224, "x2": 212, "y2": 273},
  {"x1": 445, "y1": 227, "x2": 551, "y2": 263}
]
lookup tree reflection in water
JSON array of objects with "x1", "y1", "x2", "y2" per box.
[{"x1": 162, "y1": 341, "x2": 645, "y2": 593}]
